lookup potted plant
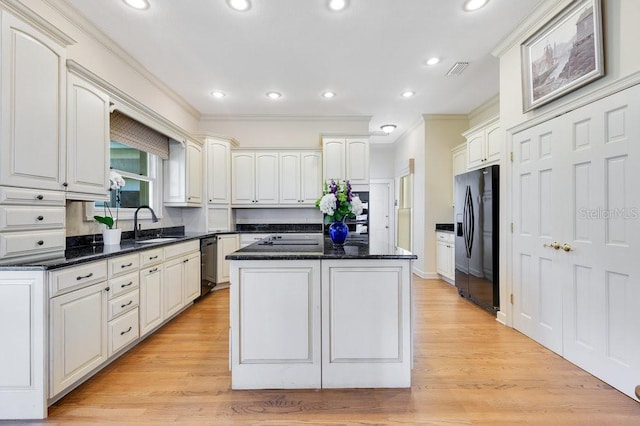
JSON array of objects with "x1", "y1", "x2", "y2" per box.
[
  {"x1": 94, "y1": 171, "x2": 126, "y2": 245},
  {"x1": 315, "y1": 179, "x2": 363, "y2": 245}
]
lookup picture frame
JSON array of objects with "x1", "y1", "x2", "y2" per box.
[{"x1": 521, "y1": 0, "x2": 604, "y2": 112}]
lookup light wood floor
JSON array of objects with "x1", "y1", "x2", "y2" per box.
[{"x1": 36, "y1": 277, "x2": 640, "y2": 425}]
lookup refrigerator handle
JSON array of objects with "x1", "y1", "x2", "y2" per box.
[{"x1": 463, "y1": 186, "x2": 474, "y2": 258}]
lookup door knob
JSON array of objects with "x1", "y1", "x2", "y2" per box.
[
  {"x1": 562, "y1": 243, "x2": 574, "y2": 252},
  {"x1": 543, "y1": 241, "x2": 560, "y2": 250}
]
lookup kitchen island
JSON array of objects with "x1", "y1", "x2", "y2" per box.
[{"x1": 227, "y1": 234, "x2": 417, "y2": 389}]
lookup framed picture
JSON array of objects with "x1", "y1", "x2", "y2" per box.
[{"x1": 521, "y1": 0, "x2": 604, "y2": 112}]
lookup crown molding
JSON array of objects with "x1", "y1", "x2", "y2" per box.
[
  {"x1": 421, "y1": 114, "x2": 469, "y2": 121},
  {"x1": 1, "y1": 0, "x2": 76, "y2": 45},
  {"x1": 468, "y1": 95, "x2": 499, "y2": 122},
  {"x1": 44, "y1": 0, "x2": 200, "y2": 120},
  {"x1": 192, "y1": 131, "x2": 240, "y2": 147},
  {"x1": 491, "y1": 0, "x2": 573, "y2": 58},
  {"x1": 200, "y1": 114, "x2": 372, "y2": 122}
]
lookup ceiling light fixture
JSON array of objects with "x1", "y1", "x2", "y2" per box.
[
  {"x1": 381, "y1": 124, "x2": 397, "y2": 134},
  {"x1": 425, "y1": 57, "x2": 440, "y2": 66},
  {"x1": 463, "y1": 0, "x2": 489, "y2": 12},
  {"x1": 328, "y1": 0, "x2": 348, "y2": 11},
  {"x1": 266, "y1": 91, "x2": 282, "y2": 100},
  {"x1": 123, "y1": 0, "x2": 150, "y2": 10},
  {"x1": 401, "y1": 91, "x2": 415, "y2": 98},
  {"x1": 322, "y1": 91, "x2": 336, "y2": 99},
  {"x1": 227, "y1": 0, "x2": 251, "y2": 12},
  {"x1": 210, "y1": 90, "x2": 226, "y2": 99}
]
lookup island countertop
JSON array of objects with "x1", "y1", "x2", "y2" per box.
[{"x1": 226, "y1": 234, "x2": 416, "y2": 261}]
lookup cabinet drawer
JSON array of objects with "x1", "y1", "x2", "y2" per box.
[
  {"x1": 163, "y1": 240, "x2": 199, "y2": 259},
  {"x1": 436, "y1": 232, "x2": 454, "y2": 244},
  {"x1": 0, "y1": 229, "x2": 65, "y2": 259},
  {"x1": 140, "y1": 248, "x2": 164, "y2": 267},
  {"x1": 0, "y1": 186, "x2": 65, "y2": 206},
  {"x1": 109, "y1": 271, "x2": 139, "y2": 299},
  {"x1": 108, "y1": 290, "x2": 139, "y2": 320},
  {"x1": 108, "y1": 253, "x2": 140, "y2": 278},
  {"x1": 0, "y1": 205, "x2": 65, "y2": 231},
  {"x1": 50, "y1": 260, "x2": 108, "y2": 297},
  {"x1": 108, "y1": 308, "x2": 139, "y2": 356}
]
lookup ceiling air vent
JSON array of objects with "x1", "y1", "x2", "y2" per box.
[{"x1": 446, "y1": 62, "x2": 469, "y2": 76}]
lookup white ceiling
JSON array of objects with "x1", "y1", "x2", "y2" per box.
[{"x1": 64, "y1": 0, "x2": 541, "y2": 143}]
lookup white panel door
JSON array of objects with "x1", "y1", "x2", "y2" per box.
[
  {"x1": 163, "y1": 257, "x2": 184, "y2": 318},
  {"x1": 66, "y1": 73, "x2": 109, "y2": 199},
  {"x1": 230, "y1": 260, "x2": 321, "y2": 389},
  {"x1": 206, "y1": 140, "x2": 230, "y2": 204},
  {"x1": 139, "y1": 265, "x2": 163, "y2": 337},
  {"x1": 183, "y1": 251, "x2": 201, "y2": 304},
  {"x1": 512, "y1": 119, "x2": 566, "y2": 355},
  {"x1": 323, "y1": 139, "x2": 345, "y2": 182},
  {"x1": 300, "y1": 151, "x2": 322, "y2": 205},
  {"x1": 369, "y1": 180, "x2": 392, "y2": 249},
  {"x1": 279, "y1": 151, "x2": 301, "y2": 204},
  {"x1": 561, "y1": 86, "x2": 640, "y2": 400},
  {"x1": 0, "y1": 12, "x2": 66, "y2": 191},
  {"x1": 186, "y1": 142, "x2": 203, "y2": 204},
  {"x1": 231, "y1": 152, "x2": 255, "y2": 204},
  {"x1": 255, "y1": 152, "x2": 279, "y2": 204},
  {"x1": 216, "y1": 234, "x2": 239, "y2": 284},
  {"x1": 346, "y1": 139, "x2": 369, "y2": 184}
]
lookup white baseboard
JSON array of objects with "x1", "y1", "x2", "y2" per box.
[
  {"x1": 413, "y1": 267, "x2": 438, "y2": 279},
  {"x1": 496, "y1": 311, "x2": 509, "y2": 326}
]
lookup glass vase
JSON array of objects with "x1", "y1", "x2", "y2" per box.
[{"x1": 329, "y1": 220, "x2": 348, "y2": 246}]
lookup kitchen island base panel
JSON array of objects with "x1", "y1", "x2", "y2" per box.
[
  {"x1": 229, "y1": 257, "x2": 413, "y2": 389},
  {"x1": 230, "y1": 260, "x2": 321, "y2": 389},
  {"x1": 321, "y1": 260, "x2": 412, "y2": 388}
]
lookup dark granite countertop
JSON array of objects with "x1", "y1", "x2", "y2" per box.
[
  {"x1": 0, "y1": 231, "x2": 237, "y2": 271},
  {"x1": 227, "y1": 235, "x2": 416, "y2": 261}
]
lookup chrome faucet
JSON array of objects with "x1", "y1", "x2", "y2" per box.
[{"x1": 134, "y1": 205, "x2": 159, "y2": 240}]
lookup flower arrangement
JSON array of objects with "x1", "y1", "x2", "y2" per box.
[
  {"x1": 94, "y1": 170, "x2": 126, "y2": 229},
  {"x1": 315, "y1": 179, "x2": 364, "y2": 224}
]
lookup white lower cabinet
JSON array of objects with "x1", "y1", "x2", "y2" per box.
[
  {"x1": 139, "y1": 263, "x2": 164, "y2": 337},
  {"x1": 436, "y1": 232, "x2": 455, "y2": 283},
  {"x1": 216, "y1": 234, "x2": 239, "y2": 284},
  {"x1": 164, "y1": 257, "x2": 186, "y2": 318},
  {"x1": 108, "y1": 308, "x2": 139, "y2": 356},
  {"x1": 183, "y1": 251, "x2": 201, "y2": 302},
  {"x1": 50, "y1": 280, "x2": 109, "y2": 397}
]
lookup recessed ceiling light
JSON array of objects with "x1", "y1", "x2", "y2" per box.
[
  {"x1": 210, "y1": 91, "x2": 226, "y2": 99},
  {"x1": 227, "y1": 0, "x2": 251, "y2": 12},
  {"x1": 401, "y1": 90, "x2": 415, "y2": 98},
  {"x1": 123, "y1": 0, "x2": 150, "y2": 10},
  {"x1": 328, "y1": 0, "x2": 348, "y2": 11},
  {"x1": 463, "y1": 0, "x2": 489, "y2": 12},
  {"x1": 381, "y1": 124, "x2": 397, "y2": 134},
  {"x1": 266, "y1": 91, "x2": 282, "y2": 100},
  {"x1": 322, "y1": 91, "x2": 336, "y2": 99},
  {"x1": 425, "y1": 57, "x2": 440, "y2": 66}
]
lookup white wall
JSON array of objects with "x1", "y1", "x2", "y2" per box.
[
  {"x1": 198, "y1": 117, "x2": 370, "y2": 148},
  {"x1": 495, "y1": 0, "x2": 640, "y2": 323},
  {"x1": 370, "y1": 144, "x2": 396, "y2": 179},
  {"x1": 423, "y1": 115, "x2": 469, "y2": 276},
  {"x1": 393, "y1": 120, "x2": 425, "y2": 276}
]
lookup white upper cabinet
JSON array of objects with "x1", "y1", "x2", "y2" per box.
[
  {"x1": 279, "y1": 151, "x2": 322, "y2": 205},
  {"x1": 206, "y1": 138, "x2": 231, "y2": 204},
  {"x1": 322, "y1": 137, "x2": 369, "y2": 186},
  {"x1": 231, "y1": 151, "x2": 278, "y2": 205},
  {"x1": 164, "y1": 140, "x2": 203, "y2": 207},
  {"x1": 0, "y1": 11, "x2": 66, "y2": 191},
  {"x1": 464, "y1": 116, "x2": 502, "y2": 170},
  {"x1": 65, "y1": 72, "x2": 110, "y2": 200}
]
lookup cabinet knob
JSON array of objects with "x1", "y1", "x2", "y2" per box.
[
  {"x1": 62, "y1": 182, "x2": 68, "y2": 187},
  {"x1": 36, "y1": 195, "x2": 44, "y2": 200},
  {"x1": 37, "y1": 216, "x2": 44, "y2": 221},
  {"x1": 105, "y1": 286, "x2": 110, "y2": 292},
  {"x1": 37, "y1": 240, "x2": 44, "y2": 246}
]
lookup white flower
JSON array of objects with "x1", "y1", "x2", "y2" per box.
[
  {"x1": 109, "y1": 170, "x2": 126, "y2": 190},
  {"x1": 350, "y1": 196, "x2": 364, "y2": 216},
  {"x1": 318, "y1": 193, "x2": 337, "y2": 216}
]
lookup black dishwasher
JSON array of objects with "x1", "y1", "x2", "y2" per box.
[{"x1": 200, "y1": 237, "x2": 216, "y2": 298}]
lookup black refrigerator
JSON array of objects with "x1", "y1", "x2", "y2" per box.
[{"x1": 454, "y1": 165, "x2": 499, "y2": 315}]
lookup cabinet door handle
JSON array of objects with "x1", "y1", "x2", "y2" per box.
[
  {"x1": 62, "y1": 182, "x2": 68, "y2": 187},
  {"x1": 36, "y1": 194, "x2": 44, "y2": 200},
  {"x1": 37, "y1": 240, "x2": 44, "y2": 246},
  {"x1": 121, "y1": 300, "x2": 133, "y2": 308},
  {"x1": 121, "y1": 281, "x2": 133, "y2": 288},
  {"x1": 37, "y1": 216, "x2": 44, "y2": 221},
  {"x1": 76, "y1": 272, "x2": 94, "y2": 280},
  {"x1": 183, "y1": 259, "x2": 189, "y2": 263},
  {"x1": 121, "y1": 262, "x2": 133, "y2": 268},
  {"x1": 105, "y1": 286, "x2": 110, "y2": 292},
  {"x1": 149, "y1": 267, "x2": 158, "y2": 273},
  {"x1": 120, "y1": 326, "x2": 132, "y2": 336},
  {"x1": 149, "y1": 255, "x2": 158, "y2": 260}
]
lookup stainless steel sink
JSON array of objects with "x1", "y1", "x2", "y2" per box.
[{"x1": 135, "y1": 237, "x2": 180, "y2": 244}]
